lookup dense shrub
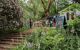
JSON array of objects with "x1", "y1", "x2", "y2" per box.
[
  {"x1": 0, "y1": 0, "x2": 23, "y2": 33},
  {"x1": 67, "y1": 17, "x2": 80, "y2": 35},
  {"x1": 24, "y1": 27, "x2": 80, "y2": 50}
]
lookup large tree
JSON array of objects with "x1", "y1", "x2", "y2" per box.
[
  {"x1": 20, "y1": 0, "x2": 55, "y2": 19},
  {"x1": 20, "y1": 0, "x2": 70, "y2": 20}
]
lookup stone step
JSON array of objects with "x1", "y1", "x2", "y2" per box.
[
  {"x1": 0, "y1": 41, "x2": 21, "y2": 45},
  {"x1": 0, "y1": 47, "x2": 7, "y2": 50},
  {"x1": 0, "y1": 44, "x2": 16, "y2": 49},
  {"x1": 0, "y1": 39, "x2": 23, "y2": 43},
  {"x1": 7, "y1": 37, "x2": 24, "y2": 39},
  {"x1": 6, "y1": 34, "x2": 26, "y2": 39},
  {"x1": 10, "y1": 35, "x2": 26, "y2": 37}
]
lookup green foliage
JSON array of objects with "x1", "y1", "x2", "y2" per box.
[
  {"x1": 24, "y1": 28, "x2": 59, "y2": 50},
  {"x1": 19, "y1": 0, "x2": 70, "y2": 20},
  {"x1": 67, "y1": 17, "x2": 80, "y2": 34},
  {"x1": 19, "y1": 0, "x2": 44, "y2": 20},
  {"x1": 60, "y1": 3, "x2": 80, "y2": 13},
  {"x1": 24, "y1": 27, "x2": 80, "y2": 50},
  {"x1": 67, "y1": 19, "x2": 75, "y2": 28}
]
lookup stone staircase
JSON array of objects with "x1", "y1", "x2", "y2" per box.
[
  {"x1": 0, "y1": 29, "x2": 33, "y2": 50},
  {"x1": 0, "y1": 32, "x2": 27, "y2": 50}
]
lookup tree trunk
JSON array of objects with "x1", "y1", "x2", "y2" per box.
[{"x1": 41, "y1": 0, "x2": 53, "y2": 18}]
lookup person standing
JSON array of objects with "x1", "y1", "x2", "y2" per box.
[
  {"x1": 50, "y1": 20, "x2": 53, "y2": 27},
  {"x1": 63, "y1": 16, "x2": 67, "y2": 29},
  {"x1": 46, "y1": 20, "x2": 49, "y2": 27},
  {"x1": 29, "y1": 19, "x2": 33, "y2": 28},
  {"x1": 53, "y1": 18, "x2": 56, "y2": 27},
  {"x1": 66, "y1": 12, "x2": 69, "y2": 20},
  {"x1": 71, "y1": 12, "x2": 74, "y2": 20}
]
